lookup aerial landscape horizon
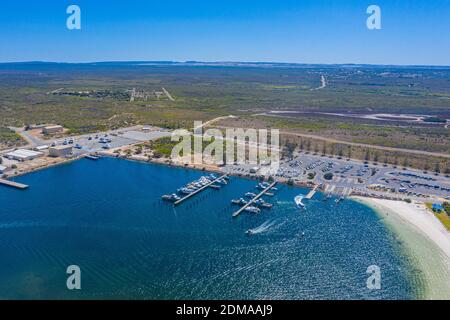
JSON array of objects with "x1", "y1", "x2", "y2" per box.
[
  {"x1": 2, "y1": 61, "x2": 450, "y2": 68},
  {"x1": 0, "y1": 0, "x2": 449, "y2": 313}
]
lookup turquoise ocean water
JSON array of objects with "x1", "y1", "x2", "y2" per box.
[{"x1": 0, "y1": 158, "x2": 419, "y2": 299}]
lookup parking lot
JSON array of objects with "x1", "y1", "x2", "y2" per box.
[{"x1": 222, "y1": 150, "x2": 450, "y2": 200}]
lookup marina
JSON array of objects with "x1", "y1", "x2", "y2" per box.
[
  {"x1": 0, "y1": 157, "x2": 438, "y2": 299},
  {"x1": 171, "y1": 174, "x2": 229, "y2": 205},
  {"x1": 232, "y1": 181, "x2": 277, "y2": 217}
]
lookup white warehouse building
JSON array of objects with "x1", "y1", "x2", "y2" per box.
[{"x1": 5, "y1": 149, "x2": 44, "y2": 161}]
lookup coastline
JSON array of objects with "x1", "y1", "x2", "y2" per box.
[
  {"x1": 354, "y1": 196, "x2": 450, "y2": 299},
  {"x1": 4, "y1": 154, "x2": 449, "y2": 299}
]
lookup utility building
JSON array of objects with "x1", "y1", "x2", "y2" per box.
[{"x1": 49, "y1": 145, "x2": 73, "y2": 157}]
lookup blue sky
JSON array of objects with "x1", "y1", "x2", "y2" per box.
[{"x1": 0, "y1": 0, "x2": 449, "y2": 65}]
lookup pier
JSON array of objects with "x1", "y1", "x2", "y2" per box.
[
  {"x1": 233, "y1": 181, "x2": 277, "y2": 217},
  {"x1": 85, "y1": 154, "x2": 99, "y2": 160},
  {"x1": 174, "y1": 174, "x2": 228, "y2": 205},
  {"x1": 0, "y1": 178, "x2": 29, "y2": 190},
  {"x1": 305, "y1": 185, "x2": 319, "y2": 199}
]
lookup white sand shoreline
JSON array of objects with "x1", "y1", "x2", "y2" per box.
[
  {"x1": 354, "y1": 197, "x2": 450, "y2": 259},
  {"x1": 353, "y1": 196, "x2": 450, "y2": 299}
]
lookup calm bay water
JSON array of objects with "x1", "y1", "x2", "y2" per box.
[{"x1": 0, "y1": 158, "x2": 419, "y2": 299}]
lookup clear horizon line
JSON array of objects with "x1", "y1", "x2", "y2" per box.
[{"x1": 0, "y1": 60, "x2": 449, "y2": 68}]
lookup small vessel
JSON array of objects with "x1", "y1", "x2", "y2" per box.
[
  {"x1": 294, "y1": 195, "x2": 306, "y2": 209},
  {"x1": 179, "y1": 188, "x2": 195, "y2": 194},
  {"x1": 162, "y1": 194, "x2": 181, "y2": 202},
  {"x1": 231, "y1": 198, "x2": 247, "y2": 205},
  {"x1": 335, "y1": 196, "x2": 344, "y2": 204},
  {"x1": 244, "y1": 206, "x2": 261, "y2": 214},
  {"x1": 85, "y1": 155, "x2": 99, "y2": 160},
  {"x1": 245, "y1": 192, "x2": 257, "y2": 198},
  {"x1": 254, "y1": 199, "x2": 273, "y2": 209},
  {"x1": 209, "y1": 184, "x2": 221, "y2": 190},
  {"x1": 256, "y1": 182, "x2": 270, "y2": 190},
  {"x1": 265, "y1": 192, "x2": 274, "y2": 197},
  {"x1": 245, "y1": 229, "x2": 254, "y2": 236}
]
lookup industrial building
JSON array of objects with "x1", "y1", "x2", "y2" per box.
[
  {"x1": 49, "y1": 145, "x2": 73, "y2": 157},
  {"x1": 42, "y1": 125, "x2": 64, "y2": 135},
  {"x1": 5, "y1": 149, "x2": 44, "y2": 161},
  {"x1": 35, "y1": 145, "x2": 49, "y2": 151}
]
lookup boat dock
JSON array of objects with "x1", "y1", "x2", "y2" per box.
[
  {"x1": 85, "y1": 154, "x2": 99, "y2": 160},
  {"x1": 305, "y1": 185, "x2": 319, "y2": 199},
  {"x1": 233, "y1": 181, "x2": 277, "y2": 217},
  {"x1": 0, "y1": 178, "x2": 29, "y2": 190},
  {"x1": 174, "y1": 174, "x2": 228, "y2": 205}
]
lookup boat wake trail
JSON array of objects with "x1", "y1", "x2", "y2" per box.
[
  {"x1": 248, "y1": 219, "x2": 279, "y2": 235},
  {"x1": 294, "y1": 194, "x2": 306, "y2": 209}
]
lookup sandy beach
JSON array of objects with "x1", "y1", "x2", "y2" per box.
[{"x1": 354, "y1": 197, "x2": 450, "y2": 299}]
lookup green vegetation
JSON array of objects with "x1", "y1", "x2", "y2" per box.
[
  {"x1": 0, "y1": 62, "x2": 448, "y2": 168},
  {"x1": 0, "y1": 127, "x2": 24, "y2": 149},
  {"x1": 426, "y1": 203, "x2": 450, "y2": 231},
  {"x1": 149, "y1": 137, "x2": 178, "y2": 158},
  {"x1": 323, "y1": 172, "x2": 333, "y2": 180}
]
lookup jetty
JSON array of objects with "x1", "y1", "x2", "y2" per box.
[
  {"x1": 233, "y1": 181, "x2": 277, "y2": 217},
  {"x1": 305, "y1": 185, "x2": 319, "y2": 199},
  {"x1": 85, "y1": 154, "x2": 99, "y2": 160},
  {"x1": 0, "y1": 178, "x2": 29, "y2": 190},
  {"x1": 174, "y1": 174, "x2": 228, "y2": 205}
]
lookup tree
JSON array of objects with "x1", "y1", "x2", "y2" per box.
[
  {"x1": 435, "y1": 162, "x2": 441, "y2": 174},
  {"x1": 373, "y1": 152, "x2": 379, "y2": 163},
  {"x1": 364, "y1": 150, "x2": 370, "y2": 161},
  {"x1": 299, "y1": 139, "x2": 304, "y2": 151},
  {"x1": 323, "y1": 172, "x2": 333, "y2": 180},
  {"x1": 393, "y1": 157, "x2": 398, "y2": 166},
  {"x1": 403, "y1": 158, "x2": 408, "y2": 168}
]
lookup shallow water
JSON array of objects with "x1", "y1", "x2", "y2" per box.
[{"x1": 0, "y1": 158, "x2": 418, "y2": 299}]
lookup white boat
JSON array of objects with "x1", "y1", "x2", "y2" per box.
[
  {"x1": 179, "y1": 188, "x2": 195, "y2": 194},
  {"x1": 231, "y1": 198, "x2": 247, "y2": 205},
  {"x1": 244, "y1": 206, "x2": 261, "y2": 214},
  {"x1": 294, "y1": 195, "x2": 306, "y2": 209},
  {"x1": 245, "y1": 229, "x2": 254, "y2": 236},
  {"x1": 245, "y1": 192, "x2": 257, "y2": 198},
  {"x1": 335, "y1": 196, "x2": 344, "y2": 204},
  {"x1": 162, "y1": 194, "x2": 181, "y2": 202}
]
